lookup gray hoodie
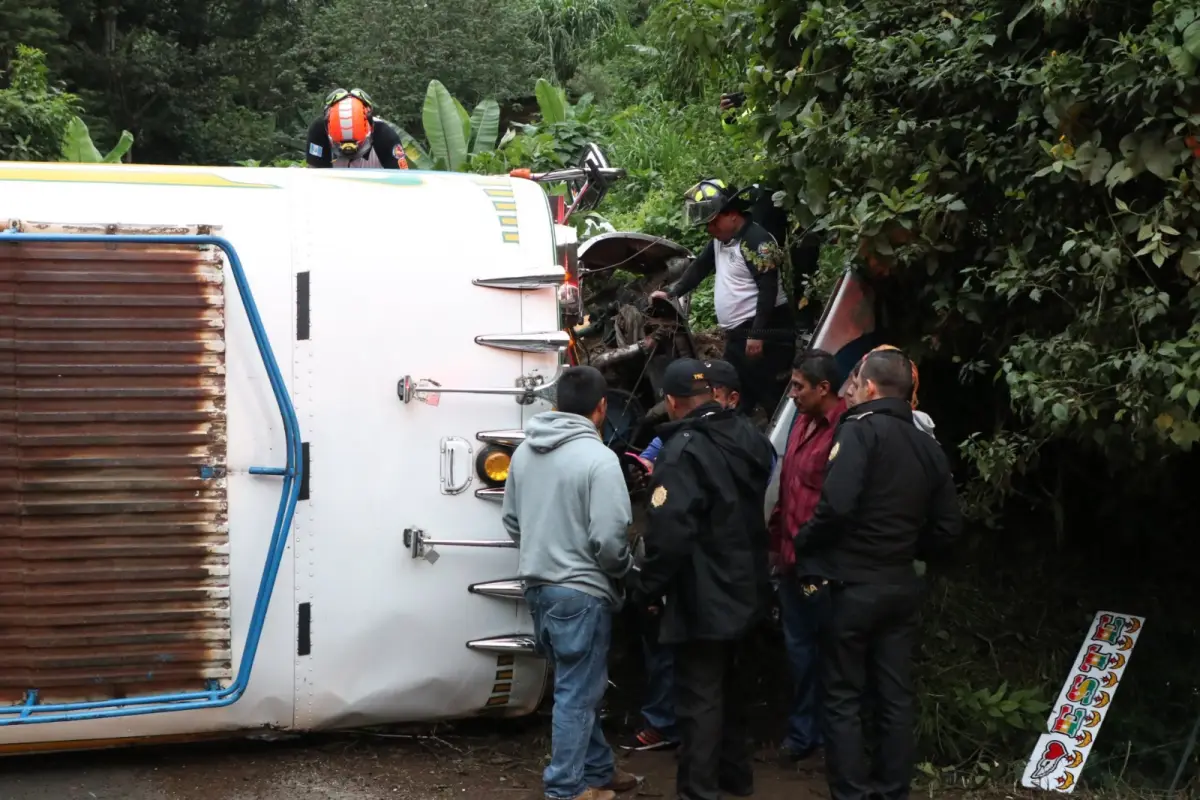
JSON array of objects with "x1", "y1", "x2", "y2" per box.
[
  {"x1": 913, "y1": 409, "x2": 937, "y2": 438},
  {"x1": 501, "y1": 411, "x2": 634, "y2": 606}
]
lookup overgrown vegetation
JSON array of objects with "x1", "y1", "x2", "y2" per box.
[
  {"x1": 740, "y1": 0, "x2": 1200, "y2": 790},
  {"x1": 5, "y1": 0, "x2": 1200, "y2": 792}
]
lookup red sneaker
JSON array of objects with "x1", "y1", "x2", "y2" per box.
[{"x1": 621, "y1": 727, "x2": 679, "y2": 752}]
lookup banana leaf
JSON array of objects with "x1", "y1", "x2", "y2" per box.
[
  {"x1": 453, "y1": 96, "x2": 471, "y2": 148},
  {"x1": 375, "y1": 118, "x2": 433, "y2": 169},
  {"x1": 60, "y1": 117, "x2": 103, "y2": 162},
  {"x1": 423, "y1": 80, "x2": 468, "y2": 171},
  {"x1": 469, "y1": 99, "x2": 501, "y2": 154},
  {"x1": 60, "y1": 116, "x2": 134, "y2": 163},
  {"x1": 102, "y1": 130, "x2": 134, "y2": 163},
  {"x1": 535, "y1": 78, "x2": 567, "y2": 125},
  {"x1": 398, "y1": 131, "x2": 434, "y2": 170}
]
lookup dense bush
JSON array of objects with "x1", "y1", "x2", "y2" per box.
[
  {"x1": 747, "y1": 0, "x2": 1200, "y2": 506},
  {"x1": 738, "y1": 0, "x2": 1200, "y2": 785},
  {"x1": 0, "y1": 45, "x2": 78, "y2": 162}
]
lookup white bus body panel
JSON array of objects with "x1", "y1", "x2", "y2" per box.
[{"x1": 0, "y1": 163, "x2": 556, "y2": 746}]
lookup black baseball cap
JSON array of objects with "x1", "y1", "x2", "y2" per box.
[
  {"x1": 702, "y1": 359, "x2": 740, "y2": 390},
  {"x1": 660, "y1": 358, "x2": 711, "y2": 398}
]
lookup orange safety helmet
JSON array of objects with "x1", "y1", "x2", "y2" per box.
[{"x1": 326, "y1": 95, "x2": 373, "y2": 159}]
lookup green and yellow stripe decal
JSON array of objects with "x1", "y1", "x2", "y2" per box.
[
  {"x1": 471, "y1": 176, "x2": 520, "y2": 244},
  {"x1": 0, "y1": 166, "x2": 279, "y2": 189}
]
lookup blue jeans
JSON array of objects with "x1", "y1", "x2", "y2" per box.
[
  {"x1": 640, "y1": 631, "x2": 679, "y2": 739},
  {"x1": 526, "y1": 585, "x2": 617, "y2": 799},
  {"x1": 778, "y1": 574, "x2": 830, "y2": 754}
]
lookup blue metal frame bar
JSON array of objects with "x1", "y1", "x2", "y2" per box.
[{"x1": 0, "y1": 232, "x2": 303, "y2": 725}]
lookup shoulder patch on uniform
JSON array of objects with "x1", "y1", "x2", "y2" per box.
[
  {"x1": 393, "y1": 143, "x2": 407, "y2": 163},
  {"x1": 741, "y1": 238, "x2": 783, "y2": 273},
  {"x1": 828, "y1": 441, "x2": 840, "y2": 462},
  {"x1": 309, "y1": 143, "x2": 324, "y2": 157},
  {"x1": 650, "y1": 485, "x2": 668, "y2": 508}
]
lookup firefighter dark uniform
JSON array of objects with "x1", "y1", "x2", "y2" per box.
[
  {"x1": 631, "y1": 361, "x2": 776, "y2": 800},
  {"x1": 793, "y1": 396, "x2": 962, "y2": 800}
]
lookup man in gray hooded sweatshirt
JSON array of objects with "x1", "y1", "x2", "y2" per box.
[{"x1": 502, "y1": 365, "x2": 639, "y2": 800}]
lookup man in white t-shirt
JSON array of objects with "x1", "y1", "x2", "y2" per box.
[{"x1": 651, "y1": 178, "x2": 796, "y2": 417}]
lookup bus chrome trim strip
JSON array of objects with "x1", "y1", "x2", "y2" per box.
[
  {"x1": 476, "y1": 429, "x2": 526, "y2": 447},
  {"x1": 474, "y1": 331, "x2": 571, "y2": 353},
  {"x1": 466, "y1": 635, "x2": 536, "y2": 655},
  {"x1": 468, "y1": 580, "x2": 524, "y2": 600},
  {"x1": 472, "y1": 268, "x2": 565, "y2": 289}
]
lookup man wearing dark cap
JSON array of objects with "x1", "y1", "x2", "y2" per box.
[
  {"x1": 631, "y1": 358, "x2": 776, "y2": 800},
  {"x1": 638, "y1": 359, "x2": 742, "y2": 466},
  {"x1": 626, "y1": 358, "x2": 764, "y2": 753},
  {"x1": 702, "y1": 358, "x2": 741, "y2": 410}
]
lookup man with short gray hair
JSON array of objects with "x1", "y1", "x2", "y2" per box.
[{"x1": 793, "y1": 348, "x2": 962, "y2": 800}]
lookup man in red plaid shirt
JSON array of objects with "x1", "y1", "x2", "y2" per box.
[{"x1": 767, "y1": 349, "x2": 846, "y2": 762}]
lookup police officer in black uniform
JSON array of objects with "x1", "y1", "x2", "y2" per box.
[
  {"x1": 631, "y1": 358, "x2": 776, "y2": 800},
  {"x1": 792, "y1": 349, "x2": 962, "y2": 800}
]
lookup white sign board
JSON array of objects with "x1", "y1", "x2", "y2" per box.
[{"x1": 1020, "y1": 611, "x2": 1145, "y2": 793}]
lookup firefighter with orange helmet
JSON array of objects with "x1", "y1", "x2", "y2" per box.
[{"x1": 304, "y1": 88, "x2": 409, "y2": 169}]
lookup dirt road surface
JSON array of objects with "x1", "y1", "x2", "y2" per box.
[{"x1": 0, "y1": 722, "x2": 832, "y2": 800}]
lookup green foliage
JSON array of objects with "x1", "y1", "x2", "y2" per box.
[
  {"x1": 419, "y1": 79, "x2": 470, "y2": 171},
  {"x1": 0, "y1": 44, "x2": 79, "y2": 162},
  {"x1": 601, "y1": 99, "x2": 755, "y2": 245},
  {"x1": 469, "y1": 99, "x2": 501, "y2": 156},
  {"x1": 640, "y1": 0, "x2": 756, "y2": 99},
  {"x1": 393, "y1": 86, "x2": 499, "y2": 171},
  {"x1": 394, "y1": 77, "x2": 596, "y2": 174},
  {"x1": 302, "y1": 0, "x2": 550, "y2": 136},
  {"x1": 745, "y1": 0, "x2": 1200, "y2": 517},
  {"x1": 584, "y1": 91, "x2": 761, "y2": 329},
  {"x1": 0, "y1": 0, "x2": 62, "y2": 71},
  {"x1": 951, "y1": 682, "x2": 1048, "y2": 736},
  {"x1": 535, "y1": 78, "x2": 570, "y2": 125},
  {"x1": 60, "y1": 116, "x2": 133, "y2": 163},
  {"x1": 35, "y1": 1, "x2": 314, "y2": 165},
  {"x1": 470, "y1": 81, "x2": 603, "y2": 175},
  {"x1": 527, "y1": 0, "x2": 623, "y2": 84}
]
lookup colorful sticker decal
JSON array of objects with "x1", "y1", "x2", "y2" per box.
[
  {"x1": 413, "y1": 378, "x2": 441, "y2": 407},
  {"x1": 0, "y1": 166, "x2": 278, "y2": 189},
  {"x1": 1025, "y1": 737, "x2": 1086, "y2": 792},
  {"x1": 470, "y1": 175, "x2": 520, "y2": 244},
  {"x1": 1020, "y1": 611, "x2": 1145, "y2": 794}
]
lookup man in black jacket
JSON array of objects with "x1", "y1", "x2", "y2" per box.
[
  {"x1": 632, "y1": 358, "x2": 776, "y2": 800},
  {"x1": 793, "y1": 348, "x2": 962, "y2": 800}
]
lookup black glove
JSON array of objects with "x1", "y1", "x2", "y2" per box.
[{"x1": 719, "y1": 91, "x2": 746, "y2": 110}]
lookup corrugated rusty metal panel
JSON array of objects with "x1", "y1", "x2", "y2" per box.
[{"x1": 0, "y1": 225, "x2": 230, "y2": 704}]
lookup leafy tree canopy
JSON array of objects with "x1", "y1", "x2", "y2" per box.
[{"x1": 745, "y1": 0, "x2": 1200, "y2": 523}]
